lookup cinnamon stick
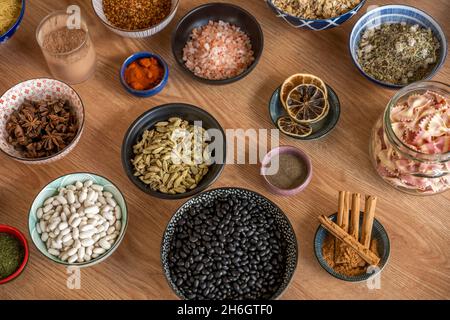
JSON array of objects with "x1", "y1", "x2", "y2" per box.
[
  {"x1": 350, "y1": 193, "x2": 361, "y2": 239},
  {"x1": 318, "y1": 215, "x2": 380, "y2": 266},
  {"x1": 341, "y1": 191, "x2": 350, "y2": 232},
  {"x1": 361, "y1": 195, "x2": 377, "y2": 248},
  {"x1": 336, "y1": 191, "x2": 346, "y2": 227}
]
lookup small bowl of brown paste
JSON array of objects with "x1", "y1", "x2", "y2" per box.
[{"x1": 261, "y1": 146, "x2": 312, "y2": 196}]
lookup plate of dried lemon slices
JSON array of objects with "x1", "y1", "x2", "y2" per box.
[{"x1": 269, "y1": 74, "x2": 340, "y2": 140}]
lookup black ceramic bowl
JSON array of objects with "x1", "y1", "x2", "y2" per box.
[
  {"x1": 161, "y1": 188, "x2": 298, "y2": 300},
  {"x1": 121, "y1": 103, "x2": 226, "y2": 200},
  {"x1": 171, "y1": 2, "x2": 264, "y2": 85}
]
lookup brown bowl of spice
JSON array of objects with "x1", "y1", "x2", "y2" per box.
[
  {"x1": 0, "y1": 224, "x2": 29, "y2": 285},
  {"x1": 314, "y1": 192, "x2": 390, "y2": 282},
  {"x1": 0, "y1": 78, "x2": 85, "y2": 164},
  {"x1": 261, "y1": 146, "x2": 313, "y2": 196}
]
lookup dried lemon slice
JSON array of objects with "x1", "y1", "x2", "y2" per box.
[
  {"x1": 277, "y1": 116, "x2": 313, "y2": 138},
  {"x1": 285, "y1": 84, "x2": 329, "y2": 124},
  {"x1": 280, "y1": 73, "x2": 328, "y2": 111}
]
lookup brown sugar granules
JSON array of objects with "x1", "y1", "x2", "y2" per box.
[
  {"x1": 322, "y1": 235, "x2": 379, "y2": 277},
  {"x1": 102, "y1": 0, "x2": 172, "y2": 31}
]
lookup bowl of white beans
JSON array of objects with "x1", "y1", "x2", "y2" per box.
[{"x1": 28, "y1": 172, "x2": 128, "y2": 267}]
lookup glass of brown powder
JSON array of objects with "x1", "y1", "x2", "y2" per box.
[{"x1": 36, "y1": 11, "x2": 96, "y2": 84}]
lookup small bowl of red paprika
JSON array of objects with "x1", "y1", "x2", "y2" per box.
[{"x1": 120, "y1": 51, "x2": 169, "y2": 98}]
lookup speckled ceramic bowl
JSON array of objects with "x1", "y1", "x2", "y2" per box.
[
  {"x1": 92, "y1": 0, "x2": 179, "y2": 38},
  {"x1": 261, "y1": 146, "x2": 313, "y2": 196},
  {"x1": 28, "y1": 172, "x2": 128, "y2": 267},
  {"x1": 161, "y1": 187, "x2": 298, "y2": 300},
  {"x1": 314, "y1": 213, "x2": 390, "y2": 282},
  {"x1": 0, "y1": 78, "x2": 85, "y2": 164}
]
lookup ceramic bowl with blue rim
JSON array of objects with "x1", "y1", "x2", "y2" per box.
[
  {"x1": 269, "y1": 84, "x2": 340, "y2": 140},
  {"x1": 120, "y1": 51, "x2": 169, "y2": 98},
  {"x1": 28, "y1": 172, "x2": 128, "y2": 267},
  {"x1": 161, "y1": 187, "x2": 298, "y2": 300},
  {"x1": 266, "y1": 0, "x2": 366, "y2": 31},
  {"x1": 91, "y1": 0, "x2": 179, "y2": 38},
  {"x1": 0, "y1": 0, "x2": 25, "y2": 43},
  {"x1": 349, "y1": 5, "x2": 448, "y2": 89},
  {"x1": 314, "y1": 213, "x2": 390, "y2": 282}
]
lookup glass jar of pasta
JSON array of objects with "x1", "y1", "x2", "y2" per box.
[{"x1": 369, "y1": 81, "x2": 449, "y2": 195}]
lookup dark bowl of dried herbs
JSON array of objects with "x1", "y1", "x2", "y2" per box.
[
  {"x1": 0, "y1": 78, "x2": 85, "y2": 164},
  {"x1": 349, "y1": 5, "x2": 447, "y2": 89},
  {"x1": 0, "y1": 224, "x2": 29, "y2": 285}
]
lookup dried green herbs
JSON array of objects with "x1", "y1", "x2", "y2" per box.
[
  {"x1": 0, "y1": 233, "x2": 24, "y2": 280},
  {"x1": 357, "y1": 23, "x2": 440, "y2": 85}
]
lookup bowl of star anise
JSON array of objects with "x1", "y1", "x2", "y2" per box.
[{"x1": 0, "y1": 78, "x2": 84, "y2": 164}]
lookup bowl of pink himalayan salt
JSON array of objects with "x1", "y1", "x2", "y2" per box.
[{"x1": 171, "y1": 2, "x2": 264, "y2": 85}]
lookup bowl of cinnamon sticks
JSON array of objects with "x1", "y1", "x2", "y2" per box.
[{"x1": 314, "y1": 191, "x2": 390, "y2": 282}]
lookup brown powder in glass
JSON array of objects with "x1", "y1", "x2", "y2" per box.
[
  {"x1": 42, "y1": 27, "x2": 86, "y2": 54},
  {"x1": 322, "y1": 235, "x2": 380, "y2": 277},
  {"x1": 266, "y1": 153, "x2": 307, "y2": 189}
]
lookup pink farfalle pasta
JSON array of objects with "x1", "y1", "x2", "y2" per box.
[{"x1": 370, "y1": 82, "x2": 449, "y2": 195}]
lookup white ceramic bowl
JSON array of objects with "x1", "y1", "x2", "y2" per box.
[
  {"x1": 28, "y1": 172, "x2": 128, "y2": 267},
  {"x1": 91, "y1": 0, "x2": 179, "y2": 38},
  {"x1": 0, "y1": 78, "x2": 85, "y2": 164}
]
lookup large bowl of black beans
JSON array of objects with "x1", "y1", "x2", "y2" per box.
[{"x1": 161, "y1": 188, "x2": 298, "y2": 300}]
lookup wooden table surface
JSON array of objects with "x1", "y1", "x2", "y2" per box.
[{"x1": 0, "y1": 0, "x2": 449, "y2": 300}]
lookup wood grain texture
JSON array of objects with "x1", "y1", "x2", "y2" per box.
[{"x1": 0, "y1": 0, "x2": 449, "y2": 300}]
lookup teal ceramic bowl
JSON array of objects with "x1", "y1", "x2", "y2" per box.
[{"x1": 28, "y1": 173, "x2": 128, "y2": 267}]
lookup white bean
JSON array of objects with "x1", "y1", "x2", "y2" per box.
[
  {"x1": 114, "y1": 206, "x2": 122, "y2": 220},
  {"x1": 84, "y1": 180, "x2": 93, "y2": 188},
  {"x1": 80, "y1": 224, "x2": 95, "y2": 232},
  {"x1": 64, "y1": 239, "x2": 74, "y2": 247},
  {"x1": 68, "y1": 254, "x2": 78, "y2": 264},
  {"x1": 36, "y1": 222, "x2": 42, "y2": 234},
  {"x1": 74, "y1": 239, "x2": 82, "y2": 249},
  {"x1": 81, "y1": 238, "x2": 95, "y2": 247},
  {"x1": 93, "y1": 247, "x2": 106, "y2": 255},
  {"x1": 56, "y1": 195, "x2": 67, "y2": 205},
  {"x1": 62, "y1": 233, "x2": 73, "y2": 243},
  {"x1": 43, "y1": 203, "x2": 53, "y2": 213},
  {"x1": 115, "y1": 221, "x2": 122, "y2": 231},
  {"x1": 99, "y1": 238, "x2": 111, "y2": 250},
  {"x1": 48, "y1": 248, "x2": 60, "y2": 256},
  {"x1": 72, "y1": 228, "x2": 79, "y2": 240},
  {"x1": 75, "y1": 181, "x2": 83, "y2": 189},
  {"x1": 78, "y1": 191, "x2": 87, "y2": 203},
  {"x1": 37, "y1": 208, "x2": 43, "y2": 219},
  {"x1": 78, "y1": 247, "x2": 85, "y2": 260},
  {"x1": 103, "y1": 191, "x2": 113, "y2": 198},
  {"x1": 44, "y1": 197, "x2": 54, "y2": 206},
  {"x1": 106, "y1": 197, "x2": 117, "y2": 207},
  {"x1": 58, "y1": 222, "x2": 69, "y2": 231},
  {"x1": 67, "y1": 247, "x2": 78, "y2": 256},
  {"x1": 41, "y1": 232, "x2": 49, "y2": 242},
  {"x1": 79, "y1": 229, "x2": 96, "y2": 239},
  {"x1": 67, "y1": 190, "x2": 75, "y2": 204},
  {"x1": 71, "y1": 217, "x2": 82, "y2": 228},
  {"x1": 84, "y1": 206, "x2": 99, "y2": 215},
  {"x1": 67, "y1": 184, "x2": 76, "y2": 191}
]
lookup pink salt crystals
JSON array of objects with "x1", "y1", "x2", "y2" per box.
[{"x1": 182, "y1": 20, "x2": 255, "y2": 80}]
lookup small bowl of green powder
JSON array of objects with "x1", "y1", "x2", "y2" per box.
[
  {"x1": 0, "y1": 225, "x2": 28, "y2": 285},
  {"x1": 349, "y1": 5, "x2": 447, "y2": 88}
]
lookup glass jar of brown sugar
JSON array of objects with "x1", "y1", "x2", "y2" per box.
[{"x1": 36, "y1": 11, "x2": 96, "y2": 84}]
